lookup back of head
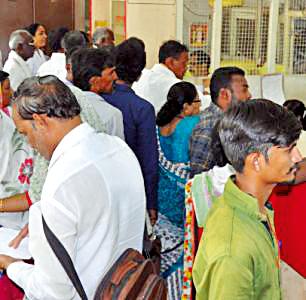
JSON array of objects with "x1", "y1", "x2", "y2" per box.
[
  {"x1": 61, "y1": 30, "x2": 86, "y2": 53},
  {"x1": 71, "y1": 48, "x2": 114, "y2": 91},
  {"x1": 283, "y1": 99, "x2": 305, "y2": 120},
  {"x1": 13, "y1": 75, "x2": 81, "y2": 120},
  {"x1": 219, "y1": 99, "x2": 302, "y2": 173},
  {"x1": 210, "y1": 66, "x2": 245, "y2": 104},
  {"x1": 158, "y1": 40, "x2": 188, "y2": 64},
  {"x1": 0, "y1": 70, "x2": 9, "y2": 83},
  {"x1": 9, "y1": 30, "x2": 32, "y2": 50},
  {"x1": 48, "y1": 27, "x2": 69, "y2": 53},
  {"x1": 156, "y1": 81, "x2": 197, "y2": 127},
  {"x1": 92, "y1": 27, "x2": 114, "y2": 47},
  {"x1": 80, "y1": 30, "x2": 90, "y2": 46},
  {"x1": 115, "y1": 37, "x2": 146, "y2": 84}
]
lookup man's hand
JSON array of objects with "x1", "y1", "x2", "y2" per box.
[
  {"x1": 9, "y1": 224, "x2": 29, "y2": 249},
  {"x1": 148, "y1": 209, "x2": 157, "y2": 226},
  {"x1": 0, "y1": 254, "x2": 20, "y2": 270}
]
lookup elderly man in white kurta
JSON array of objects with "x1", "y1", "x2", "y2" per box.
[
  {"x1": 133, "y1": 40, "x2": 208, "y2": 113},
  {"x1": 3, "y1": 30, "x2": 35, "y2": 91},
  {"x1": 0, "y1": 75, "x2": 146, "y2": 300}
]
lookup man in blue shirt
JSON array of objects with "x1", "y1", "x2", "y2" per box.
[{"x1": 101, "y1": 38, "x2": 158, "y2": 224}]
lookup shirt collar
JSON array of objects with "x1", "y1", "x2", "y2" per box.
[
  {"x1": 48, "y1": 123, "x2": 94, "y2": 170},
  {"x1": 50, "y1": 52, "x2": 66, "y2": 63},
  {"x1": 9, "y1": 50, "x2": 29, "y2": 68},
  {"x1": 208, "y1": 102, "x2": 223, "y2": 115},
  {"x1": 113, "y1": 82, "x2": 134, "y2": 93},
  {"x1": 223, "y1": 176, "x2": 270, "y2": 221},
  {"x1": 151, "y1": 64, "x2": 177, "y2": 79}
]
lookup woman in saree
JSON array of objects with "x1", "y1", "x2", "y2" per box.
[{"x1": 155, "y1": 81, "x2": 201, "y2": 299}]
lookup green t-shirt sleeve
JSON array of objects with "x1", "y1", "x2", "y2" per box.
[{"x1": 194, "y1": 256, "x2": 254, "y2": 300}]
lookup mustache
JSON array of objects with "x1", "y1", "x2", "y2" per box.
[{"x1": 286, "y1": 163, "x2": 299, "y2": 175}]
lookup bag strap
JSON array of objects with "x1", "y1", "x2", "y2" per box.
[{"x1": 42, "y1": 215, "x2": 88, "y2": 300}]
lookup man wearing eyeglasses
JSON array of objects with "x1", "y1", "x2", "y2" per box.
[{"x1": 3, "y1": 30, "x2": 35, "y2": 91}]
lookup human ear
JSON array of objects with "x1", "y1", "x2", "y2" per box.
[
  {"x1": 89, "y1": 76, "x2": 100, "y2": 93},
  {"x1": 164, "y1": 57, "x2": 174, "y2": 69},
  {"x1": 32, "y1": 113, "x2": 48, "y2": 130},
  {"x1": 247, "y1": 153, "x2": 261, "y2": 172}
]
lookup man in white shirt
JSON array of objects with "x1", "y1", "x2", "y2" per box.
[
  {"x1": 0, "y1": 76, "x2": 146, "y2": 299},
  {"x1": 71, "y1": 47, "x2": 125, "y2": 139},
  {"x1": 3, "y1": 30, "x2": 35, "y2": 91},
  {"x1": 133, "y1": 40, "x2": 207, "y2": 113}
]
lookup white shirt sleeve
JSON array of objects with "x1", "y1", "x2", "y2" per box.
[
  {"x1": 108, "y1": 110, "x2": 125, "y2": 140},
  {"x1": 7, "y1": 198, "x2": 78, "y2": 300}
]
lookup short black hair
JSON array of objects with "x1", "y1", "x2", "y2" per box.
[
  {"x1": 62, "y1": 31, "x2": 86, "y2": 53},
  {"x1": 25, "y1": 23, "x2": 45, "y2": 36},
  {"x1": 210, "y1": 67, "x2": 245, "y2": 104},
  {"x1": 71, "y1": 48, "x2": 114, "y2": 91},
  {"x1": 80, "y1": 30, "x2": 90, "y2": 45},
  {"x1": 156, "y1": 81, "x2": 197, "y2": 127},
  {"x1": 115, "y1": 37, "x2": 146, "y2": 84},
  {"x1": 0, "y1": 70, "x2": 9, "y2": 83},
  {"x1": 13, "y1": 75, "x2": 81, "y2": 120},
  {"x1": 48, "y1": 27, "x2": 69, "y2": 53},
  {"x1": 283, "y1": 99, "x2": 305, "y2": 120},
  {"x1": 158, "y1": 40, "x2": 188, "y2": 64},
  {"x1": 219, "y1": 99, "x2": 302, "y2": 173}
]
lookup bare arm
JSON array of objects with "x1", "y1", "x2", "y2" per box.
[{"x1": 0, "y1": 193, "x2": 29, "y2": 212}]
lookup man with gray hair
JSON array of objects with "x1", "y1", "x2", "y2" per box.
[
  {"x1": 3, "y1": 30, "x2": 35, "y2": 91},
  {"x1": 37, "y1": 30, "x2": 86, "y2": 80},
  {"x1": 92, "y1": 27, "x2": 115, "y2": 50},
  {"x1": 0, "y1": 76, "x2": 145, "y2": 299}
]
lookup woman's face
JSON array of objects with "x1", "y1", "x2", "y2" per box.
[
  {"x1": 184, "y1": 94, "x2": 201, "y2": 116},
  {"x1": 34, "y1": 25, "x2": 47, "y2": 49},
  {"x1": 0, "y1": 79, "x2": 12, "y2": 108}
]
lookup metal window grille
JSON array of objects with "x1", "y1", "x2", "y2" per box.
[
  {"x1": 276, "y1": 0, "x2": 306, "y2": 74},
  {"x1": 183, "y1": 0, "x2": 212, "y2": 77},
  {"x1": 220, "y1": 1, "x2": 270, "y2": 75},
  {"x1": 182, "y1": 0, "x2": 306, "y2": 75}
]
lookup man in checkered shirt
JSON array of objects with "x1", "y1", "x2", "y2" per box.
[{"x1": 190, "y1": 67, "x2": 251, "y2": 177}]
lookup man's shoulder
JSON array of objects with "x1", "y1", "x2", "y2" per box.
[
  {"x1": 202, "y1": 197, "x2": 258, "y2": 263},
  {"x1": 192, "y1": 107, "x2": 222, "y2": 135},
  {"x1": 37, "y1": 60, "x2": 51, "y2": 74},
  {"x1": 202, "y1": 198, "x2": 235, "y2": 258},
  {"x1": 3, "y1": 57, "x2": 15, "y2": 71}
]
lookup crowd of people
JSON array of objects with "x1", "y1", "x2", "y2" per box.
[{"x1": 0, "y1": 24, "x2": 305, "y2": 300}]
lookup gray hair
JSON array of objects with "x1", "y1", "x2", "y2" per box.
[
  {"x1": 92, "y1": 27, "x2": 113, "y2": 46},
  {"x1": 9, "y1": 30, "x2": 33, "y2": 50},
  {"x1": 12, "y1": 75, "x2": 81, "y2": 120},
  {"x1": 61, "y1": 30, "x2": 86, "y2": 52}
]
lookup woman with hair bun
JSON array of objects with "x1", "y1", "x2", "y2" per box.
[
  {"x1": 25, "y1": 23, "x2": 48, "y2": 75},
  {"x1": 155, "y1": 81, "x2": 200, "y2": 299}
]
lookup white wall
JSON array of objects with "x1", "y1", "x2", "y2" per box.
[
  {"x1": 126, "y1": 2, "x2": 177, "y2": 68},
  {"x1": 246, "y1": 75, "x2": 306, "y2": 104}
]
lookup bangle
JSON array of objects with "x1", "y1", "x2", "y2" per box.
[
  {"x1": 0, "y1": 199, "x2": 4, "y2": 212},
  {"x1": 25, "y1": 192, "x2": 32, "y2": 207}
]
